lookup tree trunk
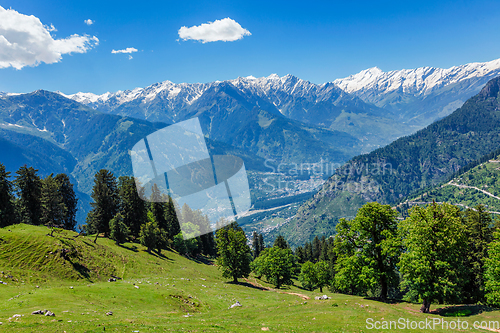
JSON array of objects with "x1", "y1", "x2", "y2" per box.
[
  {"x1": 94, "y1": 232, "x2": 99, "y2": 243},
  {"x1": 320, "y1": 286, "x2": 323, "y2": 293},
  {"x1": 233, "y1": 276, "x2": 238, "y2": 283},
  {"x1": 420, "y1": 299, "x2": 431, "y2": 313},
  {"x1": 379, "y1": 277, "x2": 388, "y2": 301}
]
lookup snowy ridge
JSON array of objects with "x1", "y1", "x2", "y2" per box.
[
  {"x1": 57, "y1": 58, "x2": 500, "y2": 112},
  {"x1": 60, "y1": 81, "x2": 211, "y2": 109},
  {"x1": 333, "y1": 58, "x2": 500, "y2": 96}
]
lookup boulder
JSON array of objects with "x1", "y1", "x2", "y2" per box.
[
  {"x1": 229, "y1": 301, "x2": 242, "y2": 309},
  {"x1": 314, "y1": 295, "x2": 331, "y2": 300}
]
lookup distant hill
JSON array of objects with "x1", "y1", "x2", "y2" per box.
[
  {"x1": 278, "y1": 76, "x2": 500, "y2": 247},
  {"x1": 0, "y1": 91, "x2": 270, "y2": 224},
  {"x1": 401, "y1": 149, "x2": 500, "y2": 214}
]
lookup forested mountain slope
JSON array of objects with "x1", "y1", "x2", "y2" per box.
[{"x1": 278, "y1": 76, "x2": 500, "y2": 247}]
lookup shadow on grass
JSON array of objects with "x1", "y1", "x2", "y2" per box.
[
  {"x1": 227, "y1": 280, "x2": 268, "y2": 291},
  {"x1": 120, "y1": 244, "x2": 139, "y2": 252},
  {"x1": 431, "y1": 304, "x2": 498, "y2": 317},
  {"x1": 69, "y1": 260, "x2": 91, "y2": 279},
  {"x1": 364, "y1": 296, "x2": 408, "y2": 304},
  {"x1": 186, "y1": 255, "x2": 214, "y2": 265}
]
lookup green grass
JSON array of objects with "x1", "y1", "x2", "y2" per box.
[{"x1": 1, "y1": 224, "x2": 499, "y2": 332}]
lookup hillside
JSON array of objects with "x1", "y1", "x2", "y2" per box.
[
  {"x1": 402, "y1": 150, "x2": 500, "y2": 214},
  {"x1": 278, "y1": 75, "x2": 500, "y2": 247},
  {"x1": 1, "y1": 224, "x2": 499, "y2": 332}
]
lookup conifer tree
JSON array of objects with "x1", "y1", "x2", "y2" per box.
[
  {"x1": 40, "y1": 174, "x2": 66, "y2": 230},
  {"x1": 86, "y1": 169, "x2": 119, "y2": 243},
  {"x1": 14, "y1": 165, "x2": 42, "y2": 225},
  {"x1": 165, "y1": 196, "x2": 181, "y2": 239},
  {"x1": 273, "y1": 235, "x2": 288, "y2": 249},
  {"x1": 140, "y1": 211, "x2": 159, "y2": 253},
  {"x1": 295, "y1": 246, "x2": 306, "y2": 264},
  {"x1": 0, "y1": 163, "x2": 16, "y2": 227},
  {"x1": 150, "y1": 183, "x2": 168, "y2": 231},
  {"x1": 463, "y1": 205, "x2": 494, "y2": 303},
  {"x1": 54, "y1": 173, "x2": 78, "y2": 231},
  {"x1": 258, "y1": 233, "x2": 265, "y2": 253},
  {"x1": 252, "y1": 231, "x2": 260, "y2": 258},
  {"x1": 312, "y1": 236, "x2": 321, "y2": 262},
  {"x1": 109, "y1": 212, "x2": 129, "y2": 245},
  {"x1": 118, "y1": 176, "x2": 147, "y2": 238}
]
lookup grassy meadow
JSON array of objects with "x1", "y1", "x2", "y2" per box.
[{"x1": 1, "y1": 224, "x2": 500, "y2": 332}]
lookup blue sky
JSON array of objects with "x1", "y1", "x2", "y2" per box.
[{"x1": 1, "y1": 0, "x2": 500, "y2": 94}]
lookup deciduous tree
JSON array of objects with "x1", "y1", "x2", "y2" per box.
[
  {"x1": 398, "y1": 202, "x2": 467, "y2": 313},
  {"x1": 334, "y1": 202, "x2": 400, "y2": 300},
  {"x1": 215, "y1": 224, "x2": 252, "y2": 283}
]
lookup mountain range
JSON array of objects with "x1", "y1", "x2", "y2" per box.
[
  {"x1": 276, "y1": 75, "x2": 500, "y2": 247},
  {"x1": 1, "y1": 58, "x2": 500, "y2": 231}
]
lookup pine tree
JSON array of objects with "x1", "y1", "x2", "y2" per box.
[
  {"x1": 140, "y1": 212, "x2": 159, "y2": 253},
  {"x1": 258, "y1": 233, "x2": 265, "y2": 253},
  {"x1": 14, "y1": 165, "x2": 42, "y2": 225},
  {"x1": 40, "y1": 174, "x2": 67, "y2": 232},
  {"x1": 463, "y1": 205, "x2": 494, "y2": 303},
  {"x1": 150, "y1": 183, "x2": 168, "y2": 231},
  {"x1": 305, "y1": 241, "x2": 313, "y2": 262},
  {"x1": 252, "y1": 231, "x2": 260, "y2": 258},
  {"x1": 118, "y1": 176, "x2": 147, "y2": 238},
  {"x1": 273, "y1": 235, "x2": 288, "y2": 249},
  {"x1": 0, "y1": 163, "x2": 16, "y2": 227},
  {"x1": 295, "y1": 246, "x2": 306, "y2": 264},
  {"x1": 54, "y1": 173, "x2": 78, "y2": 231},
  {"x1": 319, "y1": 236, "x2": 328, "y2": 262},
  {"x1": 109, "y1": 212, "x2": 129, "y2": 245},
  {"x1": 86, "y1": 169, "x2": 119, "y2": 243},
  {"x1": 312, "y1": 236, "x2": 321, "y2": 262},
  {"x1": 165, "y1": 196, "x2": 181, "y2": 239}
]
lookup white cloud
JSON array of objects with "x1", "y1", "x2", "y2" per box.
[
  {"x1": 0, "y1": 6, "x2": 99, "y2": 70},
  {"x1": 111, "y1": 47, "x2": 138, "y2": 54},
  {"x1": 178, "y1": 18, "x2": 251, "y2": 43},
  {"x1": 84, "y1": 19, "x2": 94, "y2": 26}
]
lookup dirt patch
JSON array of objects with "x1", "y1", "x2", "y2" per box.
[{"x1": 243, "y1": 278, "x2": 310, "y2": 300}]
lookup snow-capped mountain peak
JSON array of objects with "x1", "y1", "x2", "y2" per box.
[{"x1": 333, "y1": 58, "x2": 500, "y2": 96}]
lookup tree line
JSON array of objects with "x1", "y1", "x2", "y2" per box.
[
  {"x1": 214, "y1": 201, "x2": 500, "y2": 313},
  {"x1": 0, "y1": 163, "x2": 77, "y2": 231},
  {"x1": 85, "y1": 169, "x2": 216, "y2": 257}
]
